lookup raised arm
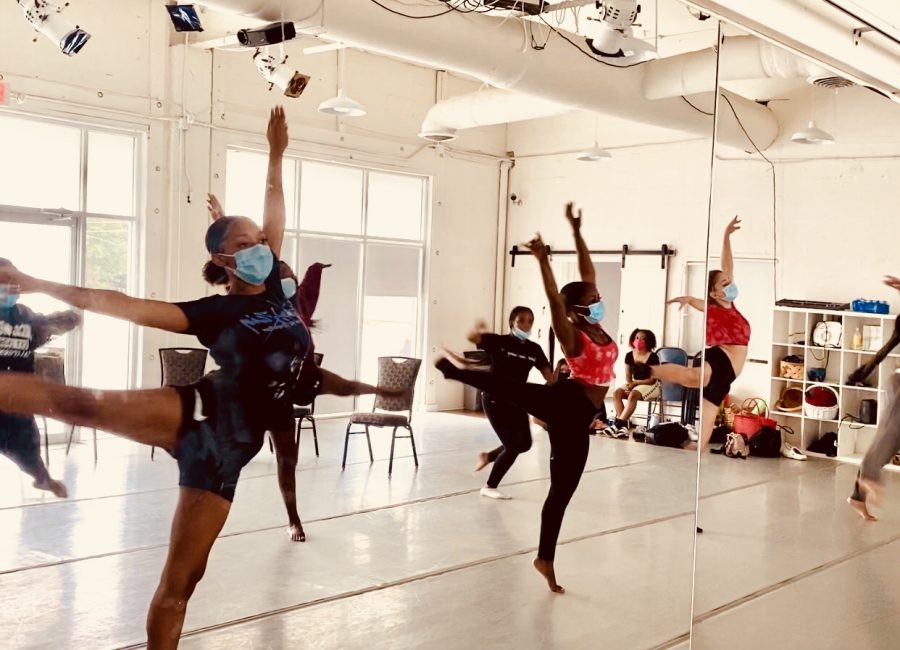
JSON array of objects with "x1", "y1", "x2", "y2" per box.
[
  {"x1": 0, "y1": 263, "x2": 188, "y2": 333},
  {"x1": 263, "y1": 106, "x2": 289, "y2": 259},
  {"x1": 565, "y1": 202, "x2": 595, "y2": 285},
  {"x1": 526, "y1": 235, "x2": 578, "y2": 354},
  {"x1": 721, "y1": 215, "x2": 741, "y2": 282},
  {"x1": 668, "y1": 296, "x2": 705, "y2": 313}
]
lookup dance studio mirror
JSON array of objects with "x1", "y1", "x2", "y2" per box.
[
  {"x1": 0, "y1": 1, "x2": 731, "y2": 648},
  {"x1": 690, "y1": 15, "x2": 900, "y2": 649}
]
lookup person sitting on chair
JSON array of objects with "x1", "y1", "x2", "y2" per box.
[
  {"x1": 0, "y1": 273, "x2": 81, "y2": 498},
  {"x1": 601, "y1": 329, "x2": 660, "y2": 438}
]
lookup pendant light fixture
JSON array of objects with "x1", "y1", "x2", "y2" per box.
[
  {"x1": 318, "y1": 49, "x2": 366, "y2": 117},
  {"x1": 576, "y1": 115, "x2": 612, "y2": 161},
  {"x1": 791, "y1": 83, "x2": 834, "y2": 145}
]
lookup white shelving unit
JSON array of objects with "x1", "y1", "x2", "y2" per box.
[{"x1": 770, "y1": 306, "x2": 899, "y2": 466}]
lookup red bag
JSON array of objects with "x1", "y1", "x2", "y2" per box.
[{"x1": 732, "y1": 398, "x2": 775, "y2": 439}]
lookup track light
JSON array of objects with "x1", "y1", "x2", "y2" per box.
[
  {"x1": 238, "y1": 21, "x2": 296, "y2": 48},
  {"x1": 584, "y1": 1, "x2": 657, "y2": 65},
  {"x1": 253, "y1": 50, "x2": 310, "y2": 99},
  {"x1": 18, "y1": 0, "x2": 90, "y2": 56}
]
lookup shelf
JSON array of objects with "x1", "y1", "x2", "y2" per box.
[
  {"x1": 770, "y1": 410, "x2": 802, "y2": 418},
  {"x1": 803, "y1": 416, "x2": 842, "y2": 424},
  {"x1": 806, "y1": 381, "x2": 842, "y2": 389},
  {"x1": 773, "y1": 342, "x2": 806, "y2": 347},
  {"x1": 842, "y1": 385, "x2": 881, "y2": 392},
  {"x1": 770, "y1": 376, "x2": 804, "y2": 382}
]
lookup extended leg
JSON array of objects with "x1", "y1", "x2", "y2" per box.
[{"x1": 0, "y1": 373, "x2": 182, "y2": 449}]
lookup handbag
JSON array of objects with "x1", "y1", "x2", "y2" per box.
[
  {"x1": 732, "y1": 398, "x2": 776, "y2": 438},
  {"x1": 811, "y1": 321, "x2": 842, "y2": 348}
]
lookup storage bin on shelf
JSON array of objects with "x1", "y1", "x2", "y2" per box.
[{"x1": 804, "y1": 385, "x2": 839, "y2": 420}]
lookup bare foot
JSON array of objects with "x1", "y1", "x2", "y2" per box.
[
  {"x1": 287, "y1": 523, "x2": 307, "y2": 542},
  {"x1": 474, "y1": 452, "x2": 491, "y2": 472},
  {"x1": 533, "y1": 557, "x2": 564, "y2": 593},
  {"x1": 858, "y1": 478, "x2": 884, "y2": 506},
  {"x1": 847, "y1": 497, "x2": 877, "y2": 521},
  {"x1": 33, "y1": 478, "x2": 68, "y2": 499}
]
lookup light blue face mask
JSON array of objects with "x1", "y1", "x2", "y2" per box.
[
  {"x1": 0, "y1": 292, "x2": 18, "y2": 309},
  {"x1": 511, "y1": 326, "x2": 531, "y2": 341},
  {"x1": 724, "y1": 283, "x2": 739, "y2": 302},
  {"x1": 222, "y1": 243, "x2": 273, "y2": 286},
  {"x1": 281, "y1": 277, "x2": 298, "y2": 299},
  {"x1": 579, "y1": 300, "x2": 605, "y2": 325}
]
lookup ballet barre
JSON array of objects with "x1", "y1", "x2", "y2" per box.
[{"x1": 508, "y1": 244, "x2": 676, "y2": 269}]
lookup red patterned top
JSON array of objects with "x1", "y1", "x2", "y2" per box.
[
  {"x1": 706, "y1": 302, "x2": 751, "y2": 347},
  {"x1": 564, "y1": 330, "x2": 619, "y2": 386}
]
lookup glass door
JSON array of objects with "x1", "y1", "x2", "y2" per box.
[{"x1": 0, "y1": 213, "x2": 77, "y2": 439}]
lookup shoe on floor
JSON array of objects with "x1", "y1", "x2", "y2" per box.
[
  {"x1": 613, "y1": 427, "x2": 630, "y2": 439},
  {"x1": 480, "y1": 486, "x2": 512, "y2": 500},
  {"x1": 781, "y1": 443, "x2": 807, "y2": 461}
]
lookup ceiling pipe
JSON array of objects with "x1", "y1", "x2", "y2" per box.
[
  {"x1": 643, "y1": 35, "x2": 831, "y2": 100},
  {"x1": 197, "y1": 0, "x2": 778, "y2": 149},
  {"x1": 419, "y1": 88, "x2": 573, "y2": 142}
]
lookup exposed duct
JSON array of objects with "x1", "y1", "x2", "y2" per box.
[
  {"x1": 643, "y1": 35, "x2": 835, "y2": 100},
  {"x1": 197, "y1": 0, "x2": 778, "y2": 150},
  {"x1": 419, "y1": 88, "x2": 572, "y2": 142}
]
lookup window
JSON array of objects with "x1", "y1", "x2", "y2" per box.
[
  {"x1": 226, "y1": 152, "x2": 429, "y2": 414},
  {"x1": 0, "y1": 114, "x2": 141, "y2": 393}
]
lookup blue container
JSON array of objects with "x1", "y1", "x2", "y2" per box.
[{"x1": 852, "y1": 299, "x2": 889, "y2": 314}]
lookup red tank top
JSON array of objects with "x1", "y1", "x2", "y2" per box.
[
  {"x1": 706, "y1": 302, "x2": 751, "y2": 347},
  {"x1": 564, "y1": 330, "x2": 618, "y2": 386}
]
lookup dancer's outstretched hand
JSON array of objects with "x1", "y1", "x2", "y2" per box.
[
  {"x1": 725, "y1": 215, "x2": 741, "y2": 236},
  {"x1": 667, "y1": 296, "x2": 692, "y2": 309},
  {"x1": 565, "y1": 202, "x2": 582, "y2": 231},
  {"x1": 267, "y1": 106, "x2": 288, "y2": 156},
  {"x1": 0, "y1": 260, "x2": 34, "y2": 293},
  {"x1": 884, "y1": 275, "x2": 900, "y2": 292},
  {"x1": 525, "y1": 234, "x2": 549, "y2": 261},
  {"x1": 207, "y1": 193, "x2": 225, "y2": 221}
]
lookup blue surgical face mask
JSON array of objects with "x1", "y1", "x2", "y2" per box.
[
  {"x1": 222, "y1": 243, "x2": 273, "y2": 286},
  {"x1": 281, "y1": 277, "x2": 298, "y2": 299},
  {"x1": 0, "y1": 292, "x2": 18, "y2": 309},
  {"x1": 512, "y1": 326, "x2": 531, "y2": 341},
  {"x1": 723, "y1": 283, "x2": 738, "y2": 302},
  {"x1": 578, "y1": 300, "x2": 605, "y2": 324}
]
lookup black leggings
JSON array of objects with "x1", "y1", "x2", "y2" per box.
[
  {"x1": 437, "y1": 360, "x2": 598, "y2": 561},
  {"x1": 482, "y1": 393, "x2": 532, "y2": 489}
]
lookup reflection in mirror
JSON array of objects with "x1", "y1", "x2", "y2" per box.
[
  {"x1": 453, "y1": 2, "x2": 727, "y2": 646},
  {"x1": 691, "y1": 21, "x2": 900, "y2": 650}
]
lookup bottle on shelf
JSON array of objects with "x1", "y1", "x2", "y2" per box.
[{"x1": 852, "y1": 327, "x2": 863, "y2": 350}]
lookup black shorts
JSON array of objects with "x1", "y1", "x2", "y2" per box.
[
  {"x1": 293, "y1": 360, "x2": 323, "y2": 407},
  {"x1": 0, "y1": 414, "x2": 43, "y2": 476},
  {"x1": 702, "y1": 346, "x2": 737, "y2": 406},
  {"x1": 167, "y1": 383, "x2": 264, "y2": 502}
]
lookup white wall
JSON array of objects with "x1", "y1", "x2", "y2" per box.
[
  {"x1": 0, "y1": 0, "x2": 505, "y2": 410},
  {"x1": 501, "y1": 83, "x2": 900, "y2": 406},
  {"x1": 503, "y1": 110, "x2": 717, "y2": 353}
]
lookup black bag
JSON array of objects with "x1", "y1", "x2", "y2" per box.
[
  {"x1": 710, "y1": 424, "x2": 729, "y2": 445},
  {"x1": 808, "y1": 432, "x2": 838, "y2": 457},
  {"x1": 749, "y1": 426, "x2": 781, "y2": 457},
  {"x1": 646, "y1": 422, "x2": 689, "y2": 448}
]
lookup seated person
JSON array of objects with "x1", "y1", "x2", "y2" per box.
[{"x1": 600, "y1": 329, "x2": 660, "y2": 437}]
